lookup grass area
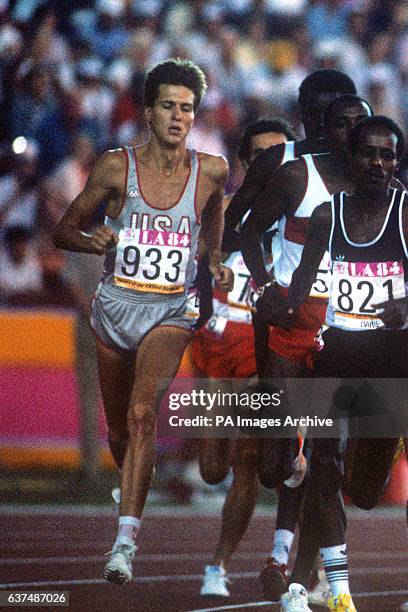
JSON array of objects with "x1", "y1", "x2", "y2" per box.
[
  {"x1": 0, "y1": 467, "x2": 279, "y2": 509},
  {"x1": 0, "y1": 468, "x2": 120, "y2": 505}
]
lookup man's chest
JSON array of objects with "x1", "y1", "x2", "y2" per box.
[{"x1": 136, "y1": 169, "x2": 192, "y2": 209}]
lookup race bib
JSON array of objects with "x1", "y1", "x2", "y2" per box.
[
  {"x1": 227, "y1": 256, "x2": 254, "y2": 311},
  {"x1": 310, "y1": 251, "x2": 331, "y2": 299},
  {"x1": 331, "y1": 260, "x2": 405, "y2": 330},
  {"x1": 114, "y1": 228, "x2": 191, "y2": 294},
  {"x1": 205, "y1": 313, "x2": 228, "y2": 337}
]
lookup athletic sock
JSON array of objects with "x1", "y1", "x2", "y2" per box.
[
  {"x1": 320, "y1": 544, "x2": 350, "y2": 598},
  {"x1": 271, "y1": 529, "x2": 294, "y2": 565},
  {"x1": 114, "y1": 516, "x2": 141, "y2": 547}
]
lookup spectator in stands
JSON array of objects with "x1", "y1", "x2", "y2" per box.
[
  {"x1": 9, "y1": 65, "x2": 56, "y2": 141},
  {"x1": 0, "y1": 137, "x2": 41, "y2": 232},
  {"x1": 0, "y1": 226, "x2": 43, "y2": 305},
  {"x1": 81, "y1": 0, "x2": 130, "y2": 64},
  {"x1": 48, "y1": 133, "x2": 96, "y2": 210},
  {"x1": 0, "y1": 224, "x2": 89, "y2": 310}
]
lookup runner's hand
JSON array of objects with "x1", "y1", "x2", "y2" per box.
[
  {"x1": 209, "y1": 262, "x2": 234, "y2": 292},
  {"x1": 256, "y1": 283, "x2": 294, "y2": 330},
  {"x1": 90, "y1": 225, "x2": 119, "y2": 255},
  {"x1": 372, "y1": 297, "x2": 408, "y2": 329}
]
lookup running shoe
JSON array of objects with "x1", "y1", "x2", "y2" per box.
[
  {"x1": 400, "y1": 600, "x2": 408, "y2": 611},
  {"x1": 260, "y1": 557, "x2": 288, "y2": 601},
  {"x1": 104, "y1": 541, "x2": 136, "y2": 585},
  {"x1": 307, "y1": 569, "x2": 331, "y2": 607},
  {"x1": 111, "y1": 487, "x2": 121, "y2": 505},
  {"x1": 327, "y1": 593, "x2": 357, "y2": 611},
  {"x1": 200, "y1": 565, "x2": 230, "y2": 597},
  {"x1": 281, "y1": 583, "x2": 312, "y2": 611}
]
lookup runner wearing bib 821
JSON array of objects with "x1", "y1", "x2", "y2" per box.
[
  {"x1": 283, "y1": 115, "x2": 407, "y2": 612},
  {"x1": 328, "y1": 189, "x2": 406, "y2": 333}
]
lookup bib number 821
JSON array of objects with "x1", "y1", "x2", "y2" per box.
[{"x1": 337, "y1": 278, "x2": 393, "y2": 313}]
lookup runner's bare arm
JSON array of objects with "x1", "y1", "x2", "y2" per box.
[
  {"x1": 53, "y1": 150, "x2": 126, "y2": 255},
  {"x1": 199, "y1": 155, "x2": 233, "y2": 291},
  {"x1": 223, "y1": 144, "x2": 285, "y2": 251},
  {"x1": 288, "y1": 202, "x2": 332, "y2": 310},
  {"x1": 240, "y1": 160, "x2": 304, "y2": 288}
]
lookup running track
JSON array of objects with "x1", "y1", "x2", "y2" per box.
[{"x1": 0, "y1": 506, "x2": 407, "y2": 611}]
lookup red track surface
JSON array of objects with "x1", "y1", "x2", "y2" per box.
[{"x1": 0, "y1": 507, "x2": 407, "y2": 611}]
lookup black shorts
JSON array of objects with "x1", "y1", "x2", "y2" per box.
[{"x1": 315, "y1": 327, "x2": 408, "y2": 378}]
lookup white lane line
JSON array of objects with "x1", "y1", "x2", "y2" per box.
[
  {"x1": 0, "y1": 573, "x2": 245, "y2": 589},
  {"x1": 187, "y1": 591, "x2": 408, "y2": 612},
  {"x1": 1, "y1": 567, "x2": 408, "y2": 590},
  {"x1": 0, "y1": 552, "x2": 263, "y2": 566},
  {"x1": 0, "y1": 549, "x2": 406, "y2": 566},
  {"x1": 0, "y1": 505, "x2": 404, "y2": 518},
  {"x1": 187, "y1": 603, "x2": 275, "y2": 611}
]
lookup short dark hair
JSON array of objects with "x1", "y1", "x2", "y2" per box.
[
  {"x1": 298, "y1": 70, "x2": 356, "y2": 109},
  {"x1": 324, "y1": 95, "x2": 373, "y2": 129},
  {"x1": 348, "y1": 116, "x2": 405, "y2": 160},
  {"x1": 238, "y1": 118, "x2": 295, "y2": 164},
  {"x1": 144, "y1": 58, "x2": 207, "y2": 111}
]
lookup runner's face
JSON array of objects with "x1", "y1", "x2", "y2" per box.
[
  {"x1": 302, "y1": 90, "x2": 345, "y2": 141},
  {"x1": 248, "y1": 131, "x2": 288, "y2": 165},
  {"x1": 327, "y1": 102, "x2": 371, "y2": 158},
  {"x1": 352, "y1": 126, "x2": 398, "y2": 195},
  {"x1": 145, "y1": 84, "x2": 195, "y2": 146}
]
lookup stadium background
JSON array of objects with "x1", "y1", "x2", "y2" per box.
[{"x1": 1, "y1": 0, "x2": 408, "y2": 504}]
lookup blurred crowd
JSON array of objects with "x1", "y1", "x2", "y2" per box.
[{"x1": 1, "y1": 0, "x2": 408, "y2": 307}]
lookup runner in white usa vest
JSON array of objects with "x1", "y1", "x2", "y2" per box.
[
  {"x1": 53, "y1": 58, "x2": 233, "y2": 586},
  {"x1": 285, "y1": 116, "x2": 407, "y2": 612}
]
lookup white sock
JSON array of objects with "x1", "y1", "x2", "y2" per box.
[
  {"x1": 115, "y1": 516, "x2": 141, "y2": 546},
  {"x1": 320, "y1": 544, "x2": 350, "y2": 598},
  {"x1": 272, "y1": 529, "x2": 294, "y2": 565}
]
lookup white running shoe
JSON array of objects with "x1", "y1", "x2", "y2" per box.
[
  {"x1": 308, "y1": 570, "x2": 331, "y2": 608},
  {"x1": 104, "y1": 541, "x2": 136, "y2": 585},
  {"x1": 200, "y1": 565, "x2": 230, "y2": 597},
  {"x1": 400, "y1": 601, "x2": 408, "y2": 612},
  {"x1": 111, "y1": 487, "x2": 121, "y2": 505},
  {"x1": 281, "y1": 583, "x2": 312, "y2": 611}
]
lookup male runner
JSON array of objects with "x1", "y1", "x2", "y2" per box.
[
  {"x1": 240, "y1": 95, "x2": 373, "y2": 602},
  {"x1": 280, "y1": 116, "x2": 407, "y2": 611},
  {"x1": 193, "y1": 118, "x2": 295, "y2": 598},
  {"x1": 53, "y1": 58, "x2": 233, "y2": 585},
  {"x1": 223, "y1": 69, "x2": 357, "y2": 252}
]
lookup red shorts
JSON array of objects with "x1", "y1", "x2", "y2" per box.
[
  {"x1": 268, "y1": 286, "x2": 326, "y2": 363},
  {"x1": 191, "y1": 321, "x2": 256, "y2": 379}
]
